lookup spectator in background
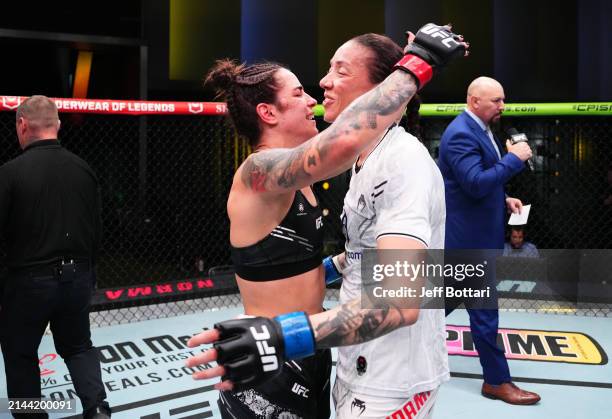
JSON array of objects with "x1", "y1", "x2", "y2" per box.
[{"x1": 504, "y1": 226, "x2": 539, "y2": 258}]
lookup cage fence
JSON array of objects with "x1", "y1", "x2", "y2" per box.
[{"x1": 0, "y1": 100, "x2": 610, "y2": 324}]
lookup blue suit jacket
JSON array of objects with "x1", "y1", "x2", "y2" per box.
[{"x1": 439, "y1": 112, "x2": 525, "y2": 249}]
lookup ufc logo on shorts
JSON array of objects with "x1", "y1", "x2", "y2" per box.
[
  {"x1": 249, "y1": 326, "x2": 279, "y2": 372},
  {"x1": 291, "y1": 383, "x2": 309, "y2": 398},
  {"x1": 421, "y1": 23, "x2": 461, "y2": 48}
]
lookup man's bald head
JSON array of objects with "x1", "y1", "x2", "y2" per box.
[
  {"x1": 467, "y1": 77, "x2": 503, "y2": 98},
  {"x1": 15, "y1": 95, "x2": 60, "y2": 149},
  {"x1": 466, "y1": 77, "x2": 505, "y2": 126}
]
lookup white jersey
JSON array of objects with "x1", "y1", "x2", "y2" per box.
[{"x1": 337, "y1": 125, "x2": 449, "y2": 398}]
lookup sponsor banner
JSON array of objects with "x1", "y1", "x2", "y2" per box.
[
  {"x1": 418, "y1": 102, "x2": 612, "y2": 117},
  {"x1": 92, "y1": 272, "x2": 238, "y2": 309},
  {"x1": 315, "y1": 102, "x2": 612, "y2": 117},
  {"x1": 0, "y1": 96, "x2": 227, "y2": 115},
  {"x1": 0, "y1": 306, "x2": 337, "y2": 418},
  {"x1": 4, "y1": 96, "x2": 611, "y2": 117},
  {"x1": 0, "y1": 311, "x2": 242, "y2": 417},
  {"x1": 447, "y1": 325, "x2": 608, "y2": 365},
  {"x1": 0, "y1": 307, "x2": 607, "y2": 417}
]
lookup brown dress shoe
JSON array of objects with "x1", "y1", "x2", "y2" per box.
[{"x1": 481, "y1": 382, "x2": 541, "y2": 405}]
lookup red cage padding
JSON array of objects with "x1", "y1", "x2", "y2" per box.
[{"x1": 0, "y1": 96, "x2": 227, "y2": 116}]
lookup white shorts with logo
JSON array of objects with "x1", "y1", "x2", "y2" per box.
[{"x1": 333, "y1": 379, "x2": 439, "y2": 419}]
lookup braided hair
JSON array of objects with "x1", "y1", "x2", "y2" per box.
[{"x1": 204, "y1": 59, "x2": 284, "y2": 147}]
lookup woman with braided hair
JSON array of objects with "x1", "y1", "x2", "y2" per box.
[{"x1": 205, "y1": 59, "x2": 333, "y2": 418}]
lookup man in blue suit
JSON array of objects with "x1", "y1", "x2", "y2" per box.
[{"x1": 438, "y1": 76, "x2": 541, "y2": 405}]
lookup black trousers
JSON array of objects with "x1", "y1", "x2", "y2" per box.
[
  {"x1": 0, "y1": 265, "x2": 108, "y2": 418},
  {"x1": 218, "y1": 348, "x2": 332, "y2": 419}
]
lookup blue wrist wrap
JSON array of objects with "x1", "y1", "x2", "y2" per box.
[
  {"x1": 274, "y1": 311, "x2": 315, "y2": 360},
  {"x1": 323, "y1": 256, "x2": 342, "y2": 285}
]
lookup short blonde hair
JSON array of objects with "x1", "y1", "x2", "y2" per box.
[{"x1": 16, "y1": 95, "x2": 59, "y2": 131}]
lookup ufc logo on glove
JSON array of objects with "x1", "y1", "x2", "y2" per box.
[
  {"x1": 420, "y1": 23, "x2": 462, "y2": 48},
  {"x1": 250, "y1": 325, "x2": 279, "y2": 372}
]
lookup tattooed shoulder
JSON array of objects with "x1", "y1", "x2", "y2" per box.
[
  {"x1": 240, "y1": 146, "x2": 316, "y2": 192},
  {"x1": 240, "y1": 154, "x2": 270, "y2": 192}
]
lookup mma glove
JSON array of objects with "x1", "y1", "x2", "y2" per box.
[
  {"x1": 394, "y1": 23, "x2": 466, "y2": 89},
  {"x1": 213, "y1": 312, "x2": 315, "y2": 391}
]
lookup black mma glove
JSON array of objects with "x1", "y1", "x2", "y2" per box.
[
  {"x1": 394, "y1": 23, "x2": 467, "y2": 89},
  {"x1": 214, "y1": 312, "x2": 315, "y2": 391}
]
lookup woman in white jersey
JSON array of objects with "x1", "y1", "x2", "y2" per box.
[{"x1": 318, "y1": 32, "x2": 450, "y2": 419}]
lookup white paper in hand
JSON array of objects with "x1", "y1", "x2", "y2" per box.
[{"x1": 508, "y1": 204, "x2": 531, "y2": 225}]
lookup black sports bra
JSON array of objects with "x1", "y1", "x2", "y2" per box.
[{"x1": 231, "y1": 190, "x2": 323, "y2": 281}]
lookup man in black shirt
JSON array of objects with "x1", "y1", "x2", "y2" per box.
[{"x1": 0, "y1": 96, "x2": 110, "y2": 418}]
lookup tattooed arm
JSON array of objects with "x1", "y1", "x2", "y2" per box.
[
  {"x1": 310, "y1": 299, "x2": 416, "y2": 348},
  {"x1": 240, "y1": 22, "x2": 469, "y2": 195},
  {"x1": 240, "y1": 70, "x2": 417, "y2": 194},
  {"x1": 313, "y1": 236, "x2": 425, "y2": 347}
]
